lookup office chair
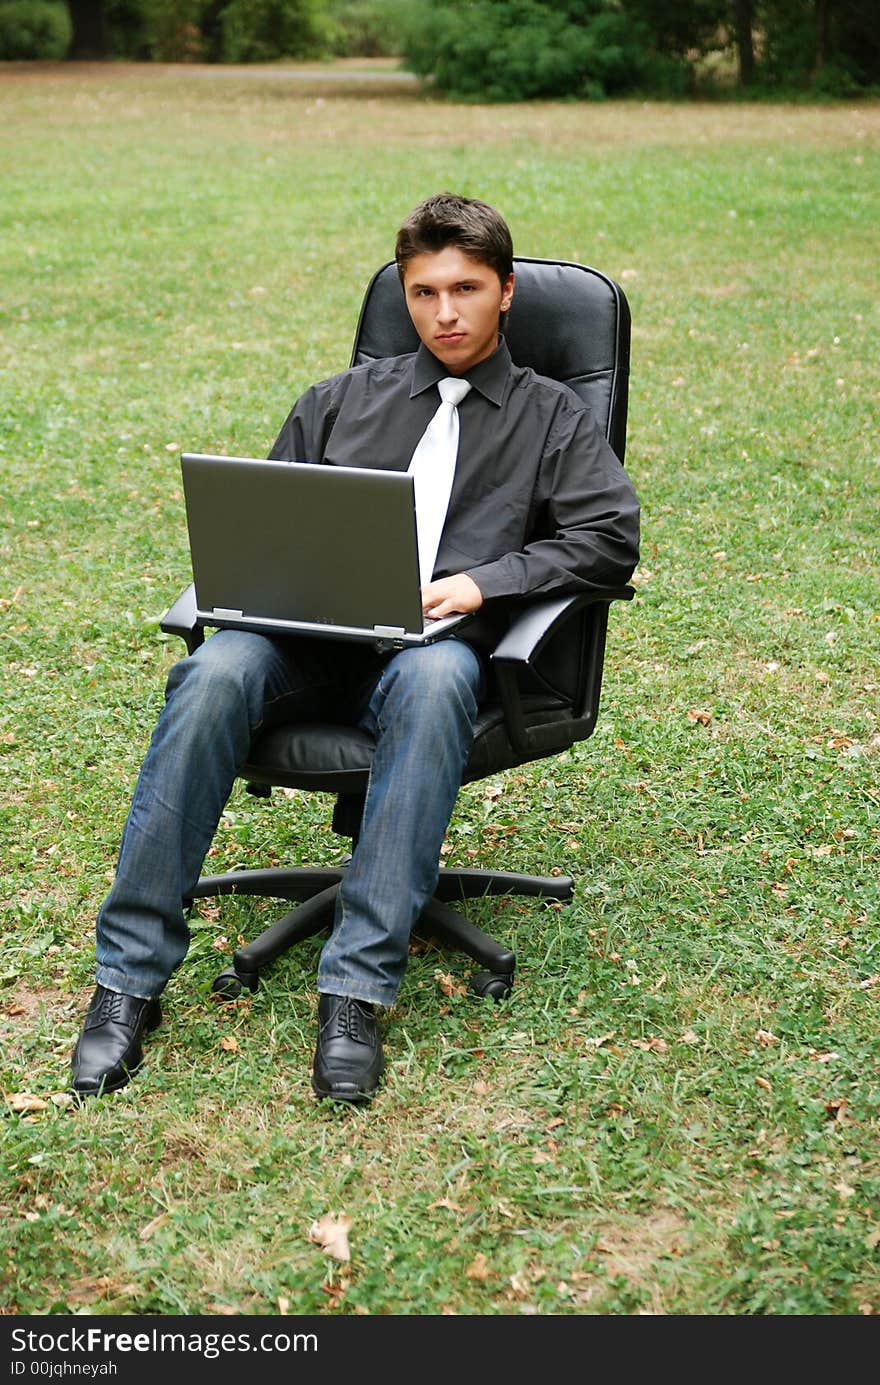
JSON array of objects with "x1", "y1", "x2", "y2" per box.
[{"x1": 161, "y1": 256, "x2": 634, "y2": 1002}]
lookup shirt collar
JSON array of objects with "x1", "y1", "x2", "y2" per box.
[{"x1": 410, "y1": 336, "x2": 511, "y2": 406}]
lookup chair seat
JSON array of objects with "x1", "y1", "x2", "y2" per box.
[{"x1": 241, "y1": 692, "x2": 572, "y2": 795}]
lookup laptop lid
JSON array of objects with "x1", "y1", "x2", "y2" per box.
[{"x1": 179, "y1": 453, "x2": 471, "y2": 648}]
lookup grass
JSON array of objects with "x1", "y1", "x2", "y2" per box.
[{"x1": 1, "y1": 61, "x2": 879, "y2": 1318}]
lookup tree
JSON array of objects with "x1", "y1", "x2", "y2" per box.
[
  {"x1": 66, "y1": 0, "x2": 107, "y2": 57},
  {"x1": 732, "y1": 0, "x2": 754, "y2": 86}
]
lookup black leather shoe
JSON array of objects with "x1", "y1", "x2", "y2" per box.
[
  {"x1": 70, "y1": 985, "x2": 162, "y2": 1098},
  {"x1": 311, "y1": 994, "x2": 384, "y2": 1103}
]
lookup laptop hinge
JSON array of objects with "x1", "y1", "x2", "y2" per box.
[{"x1": 373, "y1": 625, "x2": 406, "y2": 638}]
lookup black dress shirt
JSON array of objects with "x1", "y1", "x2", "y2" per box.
[{"x1": 269, "y1": 337, "x2": 640, "y2": 652}]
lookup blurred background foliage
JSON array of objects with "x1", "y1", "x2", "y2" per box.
[{"x1": 0, "y1": 0, "x2": 877, "y2": 99}]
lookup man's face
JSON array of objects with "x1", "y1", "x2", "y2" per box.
[{"x1": 402, "y1": 246, "x2": 515, "y2": 375}]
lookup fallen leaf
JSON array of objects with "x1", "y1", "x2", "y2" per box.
[
  {"x1": 755, "y1": 1076, "x2": 773, "y2": 1091},
  {"x1": 465, "y1": 1252, "x2": 490, "y2": 1281},
  {"x1": 219, "y1": 1035, "x2": 239, "y2": 1052},
  {"x1": 429, "y1": 1197, "x2": 467, "y2": 1213},
  {"x1": 5, "y1": 1093, "x2": 48, "y2": 1113},
  {"x1": 687, "y1": 709, "x2": 713, "y2": 726},
  {"x1": 435, "y1": 970, "x2": 466, "y2": 998},
  {"x1": 309, "y1": 1212, "x2": 352, "y2": 1262},
  {"x1": 139, "y1": 1213, "x2": 169, "y2": 1242},
  {"x1": 756, "y1": 1029, "x2": 778, "y2": 1045}
]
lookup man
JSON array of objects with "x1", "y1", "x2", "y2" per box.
[{"x1": 71, "y1": 192, "x2": 640, "y2": 1104}]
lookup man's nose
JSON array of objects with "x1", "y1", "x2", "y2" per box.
[{"x1": 436, "y1": 293, "x2": 458, "y2": 322}]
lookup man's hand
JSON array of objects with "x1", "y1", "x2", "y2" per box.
[{"x1": 422, "y1": 573, "x2": 484, "y2": 619}]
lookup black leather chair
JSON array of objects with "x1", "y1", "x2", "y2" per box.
[{"x1": 161, "y1": 256, "x2": 634, "y2": 1002}]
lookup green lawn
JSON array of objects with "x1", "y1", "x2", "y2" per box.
[{"x1": 1, "y1": 63, "x2": 879, "y2": 1317}]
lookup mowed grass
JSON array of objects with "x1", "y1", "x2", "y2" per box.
[{"x1": 1, "y1": 63, "x2": 879, "y2": 1316}]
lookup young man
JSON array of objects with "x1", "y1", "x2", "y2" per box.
[{"x1": 71, "y1": 193, "x2": 640, "y2": 1104}]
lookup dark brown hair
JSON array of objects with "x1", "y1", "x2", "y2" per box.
[{"x1": 395, "y1": 193, "x2": 514, "y2": 286}]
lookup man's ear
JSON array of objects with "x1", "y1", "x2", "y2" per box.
[{"x1": 500, "y1": 272, "x2": 515, "y2": 314}]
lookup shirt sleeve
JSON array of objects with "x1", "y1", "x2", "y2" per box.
[
  {"x1": 463, "y1": 405, "x2": 640, "y2": 601},
  {"x1": 267, "y1": 376, "x2": 342, "y2": 462}
]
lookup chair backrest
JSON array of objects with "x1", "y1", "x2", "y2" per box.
[{"x1": 349, "y1": 257, "x2": 630, "y2": 461}]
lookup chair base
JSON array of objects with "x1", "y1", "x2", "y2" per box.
[{"x1": 187, "y1": 864, "x2": 574, "y2": 1003}]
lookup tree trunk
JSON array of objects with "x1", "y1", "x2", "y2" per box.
[
  {"x1": 816, "y1": 0, "x2": 831, "y2": 71},
  {"x1": 732, "y1": 0, "x2": 755, "y2": 87},
  {"x1": 66, "y1": 1, "x2": 108, "y2": 60}
]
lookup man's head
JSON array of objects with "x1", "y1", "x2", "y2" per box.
[
  {"x1": 395, "y1": 194, "x2": 515, "y2": 376},
  {"x1": 395, "y1": 192, "x2": 514, "y2": 288}
]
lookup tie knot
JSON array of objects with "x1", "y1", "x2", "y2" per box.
[{"x1": 437, "y1": 377, "x2": 471, "y2": 407}]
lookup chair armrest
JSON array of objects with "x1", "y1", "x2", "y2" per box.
[
  {"x1": 159, "y1": 583, "x2": 204, "y2": 655},
  {"x1": 489, "y1": 587, "x2": 634, "y2": 756}
]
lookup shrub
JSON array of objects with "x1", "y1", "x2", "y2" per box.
[
  {"x1": 325, "y1": 0, "x2": 409, "y2": 57},
  {"x1": 218, "y1": 0, "x2": 331, "y2": 63},
  {"x1": 400, "y1": 0, "x2": 683, "y2": 101},
  {"x1": 0, "y1": 0, "x2": 71, "y2": 59}
]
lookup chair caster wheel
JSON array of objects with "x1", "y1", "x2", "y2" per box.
[
  {"x1": 470, "y1": 971, "x2": 513, "y2": 1001},
  {"x1": 212, "y1": 968, "x2": 258, "y2": 999}
]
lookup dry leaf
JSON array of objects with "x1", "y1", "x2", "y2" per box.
[
  {"x1": 309, "y1": 1212, "x2": 352, "y2": 1262},
  {"x1": 465, "y1": 1253, "x2": 490, "y2": 1281},
  {"x1": 687, "y1": 708, "x2": 713, "y2": 726},
  {"x1": 277, "y1": 1296, "x2": 290, "y2": 1315},
  {"x1": 429, "y1": 1197, "x2": 466, "y2": 1213},
  {"x1": 6, "y1": 1093, "x2": 48, "y2": 1113},
  {"x1": 139, "y1": 1213, "x2": 169, "y2": 1242},
  {"x1": 219, "y1": 1035, "x2": 239, "y2": 1052},
  {"x1": 755, "y1": 1076, "x2": 772, "y2": 1091},
  {"x1": 756, "y1": 1029, "x2": 778, "y2": 1045},
  {"x1": 435, "y1": 970, "x2": 466, "y2": 998}
]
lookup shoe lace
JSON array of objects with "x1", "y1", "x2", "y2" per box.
[
  {"x1": 89, "y1": 989, "x2": 126, "y2": 1023},
  {"x1": 330, "y1": 997, "x2": 373, "y2": 1044}
]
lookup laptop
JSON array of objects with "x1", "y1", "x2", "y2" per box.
[{"x1": 179, "y1": 453, "x2": 472, "y2": 649}]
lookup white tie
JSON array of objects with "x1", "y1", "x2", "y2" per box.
[{"x1": 408, "y1": 377, "x2": 472, "y2": 586}]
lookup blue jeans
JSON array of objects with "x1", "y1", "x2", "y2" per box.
[{"x1": 95, "y1": 630, "x2": 483, "y2": 1008}]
